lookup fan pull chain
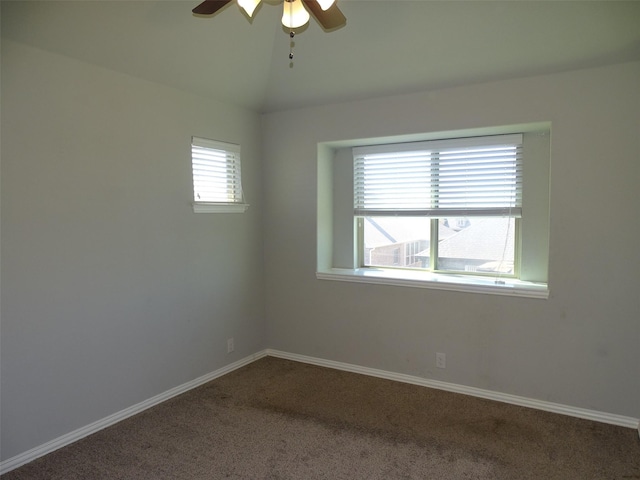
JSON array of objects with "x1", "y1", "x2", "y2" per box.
[
  {"x1": 289, "y1": 30, "x2": 295, "y2": 64},
  {"x1": 287, "y1": 0, "x2": 295, "y2": 66}
]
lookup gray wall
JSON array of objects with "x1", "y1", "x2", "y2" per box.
[
  {"x1": 262, "y1": 61, "x2": 640, "y2": 419},
  {"x1": 1, "y1": 40, "x2": 265, "y2": 460}
]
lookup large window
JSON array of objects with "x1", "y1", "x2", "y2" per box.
[
  {"x1": 354, "y1": 135, "x2": 521, "y2": 277},
  {"x1": 191, "y1": 137, "x2": 248, "y2": 213},
  {"x1": 316, "y1": 126, "x2": 550, "y2": 298}
]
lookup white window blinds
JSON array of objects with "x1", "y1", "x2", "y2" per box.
[
  {"x1": 191, "y1": 137, "x2": 248, "y2": 212},
  {"x1": 353, "y1": 134, "x2": 522, "y2": 217}
]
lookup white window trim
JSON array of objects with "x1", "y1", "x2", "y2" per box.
[
  {"x1": 192, "y1": 203, "x2": 249, "y2": 214},
  {"x1": 316, "y1": 268, "x2": 549, "y2": 299}
]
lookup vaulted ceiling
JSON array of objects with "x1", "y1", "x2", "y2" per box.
[{"x1": 3, "y1": 1, "x2": 640, "y2": 113}]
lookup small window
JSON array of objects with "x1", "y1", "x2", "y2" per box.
[
  {"x1": 191, "y1": 137, "x2": 249, "y2": 213},
  {"x1": 354, "y1": 134, "x2": 522, "y2": 277}
]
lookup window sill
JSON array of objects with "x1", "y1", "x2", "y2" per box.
[
  {"x1": 316, "y1": 268, "x2": 549, "y2": 299},
  {"x1": 192, "y1": 203, "x2": 249, "y2": 214}
]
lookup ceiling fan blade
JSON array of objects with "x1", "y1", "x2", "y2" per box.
[
  {"x1": 302, "y1": 0, "x2": 346, "y2": 30},
  {"x1": 192, "y1": 0, "x2": 232, "y2": 15}
]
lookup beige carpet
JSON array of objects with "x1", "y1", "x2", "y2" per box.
[{"x1": 3, "y1": 356, "x2": 639, "y2": 479}]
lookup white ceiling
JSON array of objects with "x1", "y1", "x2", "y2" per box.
[{"x1": 3, "y1": 0, "x2": 640, "y2": 113}]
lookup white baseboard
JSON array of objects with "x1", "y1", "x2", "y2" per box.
[
  {"x1": 266, "y1": 349, "x2": 640, "y2": 430},
  {"x1": 0, "y1": 350, "x2": 269, "y2": 475},
  {"x1": 3, "y1": 348, "x2": 638, "y2": 475}
]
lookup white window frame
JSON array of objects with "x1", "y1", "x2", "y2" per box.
[
  {"x1": 191, "y1": 137, "x2": 249, "y2": 214},
  {"x1": 316, "y1": 125, "x2": 550, "y2": 299},
  {"x1": 354, "y1": 134, "x2": 522, "y2": 277}
]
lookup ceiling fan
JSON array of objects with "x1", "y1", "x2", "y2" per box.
[{"x1": 192, "y1": 0, "x2": 346, "y2": 31}]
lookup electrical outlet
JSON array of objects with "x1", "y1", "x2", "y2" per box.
[
  {"x1": 227, "y1": 338, "x2": 234, "y2": 353},
  {"x1": 436, "y1": 352, "x2": 446, "y2": 369}
]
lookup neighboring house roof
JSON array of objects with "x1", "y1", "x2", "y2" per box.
[{"x1": 438, "y1": 218, "x2": 514, "y2": 261}]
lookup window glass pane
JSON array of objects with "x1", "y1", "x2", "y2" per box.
[
  {"x1": 363, "y1": 217, "x2": 430, "y2": 269},
  {"x1": 437, "y1": 217, "x2": 515, "y2": 274}
]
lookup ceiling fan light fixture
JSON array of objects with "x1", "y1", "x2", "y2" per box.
[
  {"x1": 281, "y1": 0, "x2": 310, "y2": 29},
  {"x1": 191, "y1": 0, "x2": 345, "y2": 32},
  {"x1": 317, "y1": 0, "x2": 335, "y2": 11},
  {"x1": 238, "y1": 0, "x2": 261, "y2": 17}
]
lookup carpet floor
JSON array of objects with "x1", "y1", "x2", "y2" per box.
[{"x1": 3, "y1": 356, "x2": 639, "y2": 479}]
